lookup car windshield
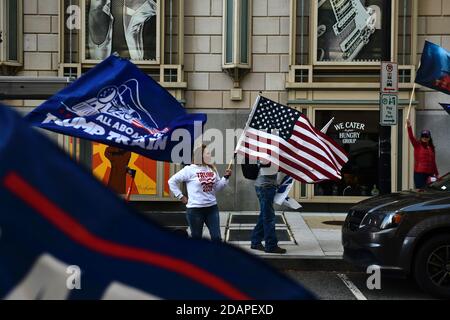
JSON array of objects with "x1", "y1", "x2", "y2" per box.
[{"x1": 427, "y1": 173, "x2": 450, "y2": 192}]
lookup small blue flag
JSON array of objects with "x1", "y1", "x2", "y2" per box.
[
  {"x1": 25, "y1": 55, "x2": 206, "y2": 163},
  {"x1": 0, "y1": 105, "x2": 314, "y2": 300},
  {"x1": 415, "y1": 41, "x2": 450, "y2": 96},
  {"x1": 440, "y1": 103, "x2": 450, "y2": 115}
]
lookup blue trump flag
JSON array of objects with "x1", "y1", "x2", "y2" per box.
[
  {"x1": 416, "y1": 41, "x2": 450, "y2": 96},
  {"x1": 25, "y1": 55, "x2": 206, "y2": 162},
  {"x1": 440, "y1": 103, "x2": 450, "y2": 115},
  {"x1": 0, "y1": 105, "x2": 314, "y2": 300}
]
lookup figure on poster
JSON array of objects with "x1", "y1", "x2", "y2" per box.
[
  {"x1": 105, "y1": 146, "x2": 132, "y2": 194},
  {"x1": 87, "y1": 0, "x2": 157, "y2": 60}
]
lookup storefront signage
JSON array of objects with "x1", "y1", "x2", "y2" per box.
[
  {"x1": 381, "y1": 61, "x2": 398, "y2": 93},
  {"x1": 380, "y1": 93, "x2": 398, "y2": 126},
  {"x1": 333, "y1": 122, "x2": 366, "y2": 144}
]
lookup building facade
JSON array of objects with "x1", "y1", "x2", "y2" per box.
[{"x1": 1, "y1": 0, "x2": 449, "y2": 211}]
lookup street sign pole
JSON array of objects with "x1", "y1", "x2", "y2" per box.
[{"x1": 378, "y1": 62, "x2": 399, "y2": 195}]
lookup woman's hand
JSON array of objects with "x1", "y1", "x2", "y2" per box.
[
  {"x1": 224, "y1": 169, "x2": 232, "y2": 179},
  {"x1": 406, "y1": 119, "x2": 411, "y2": 128},
  {"x1": 180, "y1": 196, "x2": 188, "y2": 205}
]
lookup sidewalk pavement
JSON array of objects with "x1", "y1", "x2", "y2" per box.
[{"x1": 211, "y1": 211, "x2": 347, "y2": 260}]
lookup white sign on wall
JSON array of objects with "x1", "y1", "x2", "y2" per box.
[
  {"x1": 380, "y1": 93, "x2": 398, "y2": 126},
  {"x1": 381, "y1": 62, "x2": 398, "y2": 93}
]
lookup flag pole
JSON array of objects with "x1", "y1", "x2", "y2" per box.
[
  {"x1": 226, "y1": 157, "x2": 235, "y2": 171},
  {"x1": 406, "y1": 82, "x2": 416, "y2": 122},
  {"x1": 125, "y1": 167, "x2": 137, "y2": 202},
  {"x1": 406, "y1": 61, "x2": 421, "y2": 122},
  {"x1": 227, "y1": 94, "x2": 262, "y2": 170},
  {"x1": 125, "y1": 182, "x2": 134, "y2": 202},
  {"x1": 320, "y1": 117, "x2": 335, "y2": 134}
]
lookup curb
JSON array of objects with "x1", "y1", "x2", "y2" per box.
[{"x1": 261, "y1": 256, "x2": 359, "y2": 272}]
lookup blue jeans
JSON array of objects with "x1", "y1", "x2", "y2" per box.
[
  {"x1": 186, "y1": 205, "x2": 221, "y2": 241},
  {"x1": 251, "y1": 186, "x2": 278, "y2": 250},
  {"x1": 414, "y1": 172, "x2": 431, "y2": 189}
]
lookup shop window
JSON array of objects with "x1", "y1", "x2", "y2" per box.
[
  {"x1": 57, "y1": 137, "x2": 173, "y2": 200},
  {"x1": 314, "y1": 110, "x2": 380, "y2": 197},
  {"x1": 91, "y1": 143, "x2": 172, "y2": 199},
  {"x1": 0, "y1": 0, "x2": 23, "y2": 72}
]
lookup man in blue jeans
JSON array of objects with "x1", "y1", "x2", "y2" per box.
[{"x1": 250, "y1": 166, "x2": 287, "y2": 254}]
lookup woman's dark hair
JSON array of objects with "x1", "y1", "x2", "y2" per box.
[
  {"x1": 422, "y1": 134, "x2": 436, "y2": 151},
  {"x1": 429, "y1": 137, "x2": 435, "y2": 151}
]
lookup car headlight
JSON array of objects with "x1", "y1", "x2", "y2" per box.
[{"x1": 360, "y1": 212, "x2": 404, "y2": 230}]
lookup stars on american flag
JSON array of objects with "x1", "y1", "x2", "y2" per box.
[
  {"x1": 239, "y1": 96, "x2": 348, "y2": 184},
  {"x1": 249, "y1": 97, "x2": 301, "y2": 140}
]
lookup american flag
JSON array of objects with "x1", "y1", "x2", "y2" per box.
[{"x1": 237, "y1": 96, "x2": 348, "y2": 184}]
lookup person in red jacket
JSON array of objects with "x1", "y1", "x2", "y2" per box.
[{"x1": 407, "y1": 119, "x2": 439, "y2": 188}]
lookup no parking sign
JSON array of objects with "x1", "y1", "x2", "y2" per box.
[{"x1": 380, "y1": 62, "x2": 399, "y2": 126}]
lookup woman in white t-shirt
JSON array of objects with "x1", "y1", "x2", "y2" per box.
[{"x1": 168, "y1": 145, "x2": 232, "y2": 241}]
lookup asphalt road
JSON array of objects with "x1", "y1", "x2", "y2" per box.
[{"x1": 285, "y1": 270, "x2": 435, "y2": 300}]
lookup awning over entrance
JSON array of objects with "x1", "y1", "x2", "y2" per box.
[{"x1": 0, "y1": 76, "x2": 73, "y2": 100}]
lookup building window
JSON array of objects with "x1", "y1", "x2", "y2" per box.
[
  {"x1": 240, "y1": 0, "x2": 249, "y2": 64},
  {"x1": 314, "y1": 0, "x2": 393, "y2": 64},
  {"x1": 0, "y1": 0, "x2": 23, "y2": 71},
  {"x1": 59, "y1": 1, "x2": 184, "y2": 201},
  {"x1": 223, "y1": 0, "x2": 252, "y2": 70},
  {"x1": 91, "y1": 143, "x2": 172, "y2": 199},
  {"x1": 295, "y1": 0, "x2": 310, "y2": 66},
  {"x1": 289, "y1": 1, "x2": 417, "y2": 84},
  {"x1": 82, "y1": 0, "x2": 160, "y2": 64},
  {"x1": 225, "y1": 0, "x2": 234, "y2": 64},
  {"x1": 397, "y1": 0, "x2": 417, "y2": 82},
  {"x1": 314, "y1": 110, "x2": 380, "y2": 197},
  {"x1": 61, "y1": 1, "x2": 183, "y2": 77}
]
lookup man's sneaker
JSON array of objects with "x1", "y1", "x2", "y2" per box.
[
  {"x1": 250, "y1": 243, "x2": 265, "y2": 251},
  {"x1": 265, "y1": 246, "x2": 287, "y2": 254}
]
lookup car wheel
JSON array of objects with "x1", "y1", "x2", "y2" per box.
[{"x1": 414, "y1": 234, "x2": 450, "y2": 299}]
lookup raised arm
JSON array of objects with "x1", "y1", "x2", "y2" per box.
[{"x1": 407, "y1": 120, "x2": 420, "y2": 148}]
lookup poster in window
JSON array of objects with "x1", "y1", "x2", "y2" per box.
[
  {"x1": 316, "y1": 0, "x2": 391, "y2": 63},
  {"x1": 85, "y1": 0, "x2": 158, "y2": 61},
  {"x1": 92, "y1": 142, "x2": 171, "y2": 196}
]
